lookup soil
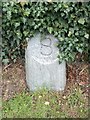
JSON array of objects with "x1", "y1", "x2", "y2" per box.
[
  {"x1": 1, "y1": 60, "x2": 89, "y2": 101},
  {"x1": 2, "y1": 60, "x2": 27, "y2": 101}
]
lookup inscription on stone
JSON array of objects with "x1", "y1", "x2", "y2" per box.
[
  {"x1": 25, "y1": 33, "x2": 66, "y2": 91},
  {"x1": 40, "y1": 37, "x2": 52, "y2": 56}
]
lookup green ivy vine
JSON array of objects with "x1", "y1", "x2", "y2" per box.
[{"x1": 2, "y1": 1, "x2": 90, "y2": 64}]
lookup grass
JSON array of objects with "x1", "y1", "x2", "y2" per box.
[{"x1": 2, "y1": 87, "x2": 88, "y2": 118}]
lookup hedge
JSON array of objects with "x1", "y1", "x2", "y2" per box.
[{"x1": 2, "y1": 1, "x2": 90, "y2": 64}]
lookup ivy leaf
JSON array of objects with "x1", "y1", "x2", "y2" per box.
[
  {"x1": 18, "y1": 0, "x2": 28, "y2": 6},
  {"x1": 59, "y1": 37, "x2": 64, "y2": 41},
  {"x1": 76, "y1": 47, "x2": 83, "y2": 53},
  {"x1": 7, "y1": 11, "x2": 11, "y2": 20},
  {"x1": 24, "y1": 8, "x2": 31, "y2": 16},
  {"x1": 47, "y1": 27, "x2": 53, "y2": 34},
  {"x1": 2, "y1": 58, "x2": 9, "y2": 65},
  {"x1": 15, "y1": 23, "x2": 20, "y2": 28},
  {"x1": 47, "y1": 0, "x2": 52, "y2": 2},
  {"x1": 68, "y1": 31, "x2": 72, "y2": 37},
  {"x1": 84, "y1": 33, "x2": 89, "y2": 39},
  {"x1": 78, "y1": 18, "x2": 85, "y2": 25},
  {"x1": 22, "y1": 17, "x2": 26, "y2": 24}
]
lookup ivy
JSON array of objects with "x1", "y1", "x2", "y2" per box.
[{"x1": 2, "y1": 1, "x2": 90, "y2": 64}]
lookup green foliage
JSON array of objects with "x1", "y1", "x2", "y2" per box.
[
  {"x1": 2, "y1": 87, "x2": 88, "y2": 118},
  {"x1": 67, "y1": 88, "x2": 84, "y2": 107},
  {"x1": 2, "y1": 1, "x2": 90, "y2": 64},
  {"x1": 2, "y1": 89, "x2": 67, "y2": 118}
]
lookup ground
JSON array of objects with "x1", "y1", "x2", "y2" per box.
[{"x1": 1, "y1": 60, "x2": 89, "y2": 118}]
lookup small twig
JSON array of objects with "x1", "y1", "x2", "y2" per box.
[
  {"x1": 9, "y1": 42, "x2": 24, "y2": 55},
  {"x1": 79, "y1": 65, "x2": 89, "y2": 75},
  {"x1": 8, "y1": 40, "x2": 27, "y2": 56},
  {"x1": 67, "y1": 64, "x2": 73, "y2": 69},
  {"x1": 3, "y1": 63, "x2": 12, "y2": 71}
]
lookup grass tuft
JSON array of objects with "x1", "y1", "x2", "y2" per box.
[{"x1": 2, "y1": 87, "x2": 88, "y2": 118}]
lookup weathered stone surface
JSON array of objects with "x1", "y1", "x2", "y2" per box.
[{"x1": 25, "y1": 33, "x2": 66, "y2": 91}]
